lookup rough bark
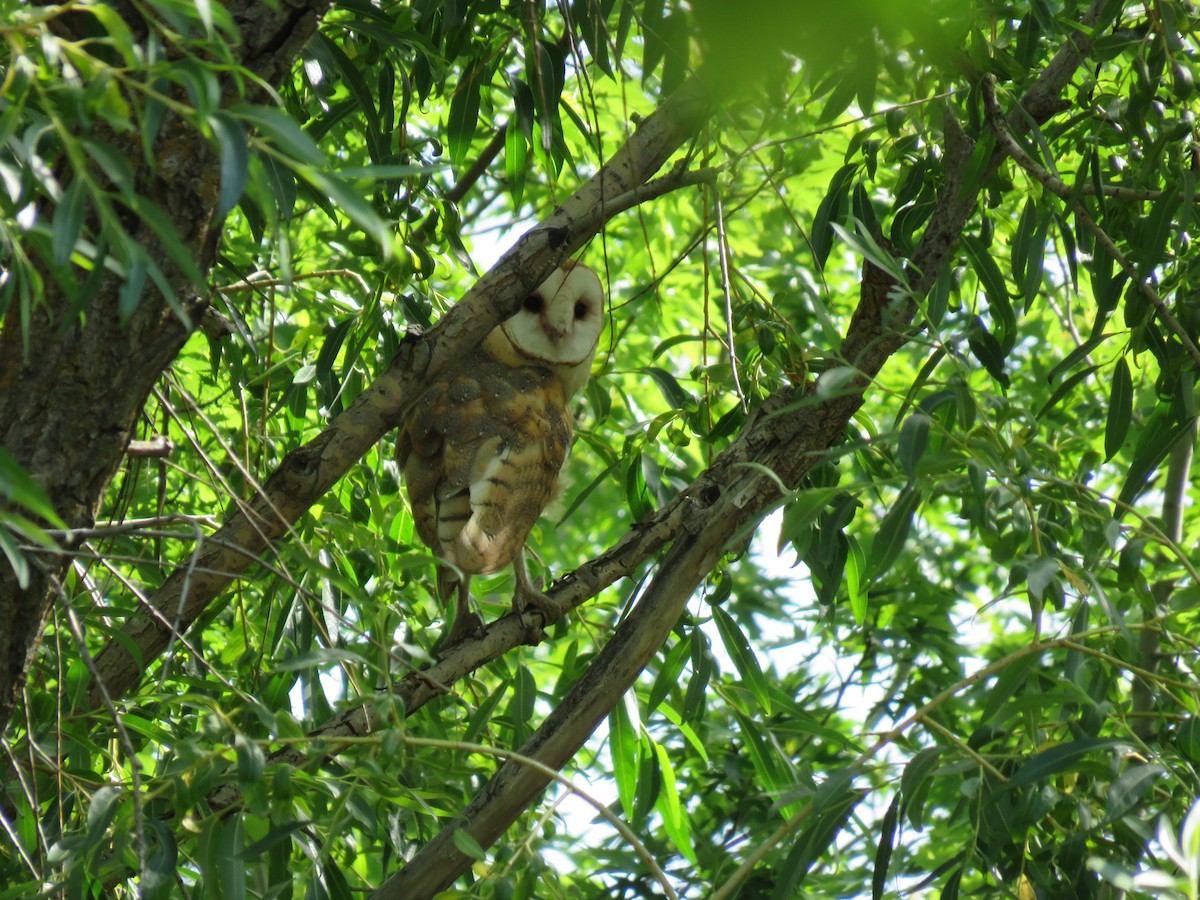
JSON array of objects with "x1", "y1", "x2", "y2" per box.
[{"x1": 0, "y1": 0, "x2": 332, "y2": 735}]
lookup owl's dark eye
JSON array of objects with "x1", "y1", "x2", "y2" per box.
[
  {"x1": 523, "y1": 294, "x2": 544, "y2": 313},
  {"x1": 574, "y1": 301, "x2": 589, "y2": 320}
]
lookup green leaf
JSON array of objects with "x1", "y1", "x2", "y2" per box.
[
  {"x1": 301, "y1": 169, "x2": 392, "y2": 251},
  {"x1": 209, "y1": 112, "x2": 249, "y2": 218},
  {"x1": 0, "y1": 447, "x2": 65, "y2": 526},
  {"x1": 1104, "y1": 356, "x2": 1132, "y2": 461},
  {"x1": 966, "y1": 318, "x2": 1010, "y2": 389},
  {"x1": 873, "y1": 793, "x2": 900, "y2": 900},
  {"x1": 899, "y1": 747, "x2": 942, "y2": 829},
  {"x1": 122, "y1": 194, "x2": 206, "y2": 291},
  {"x1": 86, "y1": 785, "x2": 122, "y2": 835},
  {"x1": 0, "y1": 526, "x2": 30, "y2": 589},
  {"x1": 142, "y1": 819, "x2": 178, "y2": 900},
  {"x1": 1009, "y1": 738, "x2": 1123, "y2": 788},
  {"x1": 610, "y1": 692, "x2": 639, "y2": 820},
  {"x1": 897, "y1": 413, "x2": 931, "y2": 480},
  {"x1": 980, "y1": 653, "x2": 1039, "y2": 725},
  {"x1": 1037, "y1": 364, "x2": 1098, "y2": 419},
  {"x1": 682, "y1": 627, "x2": 713, "y2": 722},
  {"x1": 961, "y1": 233, "x2": 1015, "y2": 349},
  {"x1": 647, "y1": 638, "x2": 689, "y2": 713},
  {"x1": 229, "y1": 104, "x2": 325, "y2": 166},
  {"x1": 637, "y1": 366, "x2": 694, "y2": 409},
  {"x1": 845, "y1": 535, "x2": 867, "y2": 624},
  {"x1": 87, "y1": 3, "x2": 138, "y2": 66},
  {"x1": 1025, "y1": 556, "x2": 1060, "y2": 603},
  {"x1": 51, "y1": 177, "x2": 87, "y2": 268},
  {"x1": 1116, "y1": 413, "x2": 1195, "y2": 514},
  {"x1": 652, "y1": 739, "x2": 696, "y2": 863},
  {"x1": 1103, "y1": 763, "x2": 1164, "y2": 825},
  {"x1": 83, "y1": 139, "x2": 135, "y2": 194},
  {"x1": 818, "y1": 74, "x2": 859, "y2": 123},
  {"x1": 772, "y1": 770, "x2": 862, "y2": 897},
  {"x1": 273, "y1": 647, "x2": 368, "y2": 671},
  {"x1": 504, "y1": 115, "x2": 528, "y2": 208},
  {"x1": 507, "y1": 665, "x2": 537, "y2": 736},
  {"x1": 711, "y1": 604, "x2": 771, "y2": 715},
  {"x1": 338, "y1": 163, "x2": 445, "y2": 180},
  {"x1": 1011, "y1": 198, "x2": 1036, "y2": 289},
  {"x1": 868, "y1": 485, "x2": 922, "y2": 578},
  {"x1": 447, "y1": 68, "x2": 483, "y2": 168},
  {"x1": 452, "y1": 828, "x2": 487, "y2": 861},
  {"x1": 640, "y1": 0, "x2": 667, "y2": 81},
  {"x1": 315, "y1": 33, "x2": 383, "y2": 160},
  {"x1": 811, "y1": 164, "x2": 855, "y2": 268},
  {"x1": 830, "y1": 219, "x2": 907, "y2": 285},
  {"x1": 194, "y1": 0, "x2": 214, "y2": 33},
  {"x1": 235, "y1": 733, "x2": 265, "y2": 783},
  {"x1": 238, "y1": 820, "x2": 310, "y2": 860},
  {"x1": 730, "y1": 705, "x2": 784, "y2": 797},
  {"x1": 1022, "y1": 215, "x2": 1050, "y2": 310},
  {"x1": 779, "y1": 488, "x2": 840, "y2": 549}
]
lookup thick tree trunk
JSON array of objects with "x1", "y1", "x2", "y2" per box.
[{"x1": 0, "y1": 0, "x2": 331, "y2": 735}]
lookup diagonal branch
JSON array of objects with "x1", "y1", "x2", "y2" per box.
[{"x1": 85, "y1": 78, "x2": 718, "y2": 708}]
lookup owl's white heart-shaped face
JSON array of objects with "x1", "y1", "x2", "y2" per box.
[{"x1": 501, "y1": 261, "x2": 604, "y2": 397}]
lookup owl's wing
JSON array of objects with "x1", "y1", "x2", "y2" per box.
[
  {"x1": 397, "y1": 366, "x2": 456, "y2": 545},
  {"x1": 399, "y1": 352, "x2": 572, "y2": 579},
  {"x1": 454, "y1": 367, "x2": 572, "y2": 575}
]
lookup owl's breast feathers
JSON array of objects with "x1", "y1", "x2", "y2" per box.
[{"x1": 398, "y1": 347, "x2": 573, "y2": 582}]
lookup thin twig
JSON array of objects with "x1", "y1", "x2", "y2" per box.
[
  {"x1": 216, "y1": 267, "x2": 372, "y2": 296},
  {"x1": 714, "y1": 192, "x2": 748, "y2": 412},
  {"x1": 53, "y1": 576, "x2": 150, "y2": 888},
  {"x1": 980, "y1": 75, "x2": 1200, "y2": 370}
]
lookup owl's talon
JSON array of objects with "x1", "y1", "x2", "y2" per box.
[
  {"x1": 512, "y1": 587, "x2": 564, "y2": 643},
  {"x1": 514, "y1": 587, "x2": 565, "y2": 622},
  {"x1": 512, "y1": 549, "x2": 565, "y2": 631},
  {"x1": 440, "y1": 578, "x2": 484, "y2": 646}
]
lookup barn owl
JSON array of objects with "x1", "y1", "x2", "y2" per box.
[{"x1": 398, "y1": 261, "x2": 605, "y2": 643}]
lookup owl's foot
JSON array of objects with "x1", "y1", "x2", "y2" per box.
[
  {"x1": 441, "y1": 578, "x2": 484, "y2": 646},
  {"x1": 512, "y1": 550, "x2": 565, "y2": 638},
  {"x1": 512, "y1": 585, "x2": 566, "y2": 643},
  {"x1": 514, "y1": 585, "x2": 565, "y2": 620}
]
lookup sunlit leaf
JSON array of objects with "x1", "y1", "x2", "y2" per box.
[
  {"x1": 869, "y1": 485, "x2": 922, "y2": 578},
  {"x1": 1104, "y1": 356, "x2": 1132, "y2": 461},
  {"x1": 229, "y1": 104, "x2": 325, "y2": 166},
  {"x1": 610, "y1": 692, "x2": 640, "y2": 820},
  {"x1": 712, "y1": 604, "x2": 771, "y2": 715}
]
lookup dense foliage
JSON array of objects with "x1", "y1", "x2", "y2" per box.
[{"x1": 3, "y1": 0, "x2": 1200, "y2": 897}]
